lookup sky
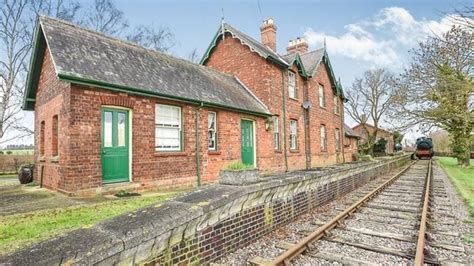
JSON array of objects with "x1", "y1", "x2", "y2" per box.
[{"x1": 11, "y1": 0, "x2": 472, "y2": 146}]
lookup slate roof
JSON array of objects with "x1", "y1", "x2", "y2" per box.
[
  {"x1": 200, "y1": 22, "x2": 345, "y2": 99},
  {"x1": 282, "y1": 48, "x2": 325, "y2": 76},
  {"x1": 200, "y1": 23, "x2": 289, "y2": 67},
  {"x1": 344, "y1": 124, "x2": 360, "y2": 139},
  {"x1": 23, "y1": 16, "x2": 271, "y2": 116}
]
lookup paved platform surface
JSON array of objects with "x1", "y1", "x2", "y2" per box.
[{"x1": 0, "y1": 179, "x2": 109, "y2": 216}]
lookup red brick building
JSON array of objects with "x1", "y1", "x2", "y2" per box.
[
  {"x1": 352, "y1": 124, "x2": 395, "y2": 154},
  {"x1": 24, "y1": 17, "x2": 347, "y2": 195},
  {"x1": 202, "y1": 19, "x2": 347, "y2": 170},
  {"x1": 343, "y1": 124, "x2": 360, "y2": 160}
]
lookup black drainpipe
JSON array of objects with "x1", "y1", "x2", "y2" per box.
[
  {"x1": 195, "y1": 103, "x2": 204, "y2": 187},
  {"x1": 340, "y1": 99, "x2": 346, "y2": 163},
  {"x1": 281, "y1": 70, "x2": 289, "y2": 172},
  {"x1": 303, "y1": 79, "x2": 311, "y2": 169}
]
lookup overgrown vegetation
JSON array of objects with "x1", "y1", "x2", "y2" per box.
[
  {"x1": 436, "y1": 157, "x2": 474, "y2": 218},
  {"x1": 0, "y1": 192, "x2": 178, "y2": 256},
  {"x1": 225, "y1": 162, "x2": 253, "y2": 170},
  {"x1": 389, "y1": 25, "x2": 473, "y2": 167}
]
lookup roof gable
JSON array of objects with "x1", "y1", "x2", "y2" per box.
[
  {"x1": 23, "y1": 16, "x2": 271, "y2": 116},
  {"x1": 199, "y1": 22, "x2": 345, "y2": 99},
  {"x1": 200, "y1": 23, "x2": 289, "y2": 67}
]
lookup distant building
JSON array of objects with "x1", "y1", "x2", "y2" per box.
[
  {"x1": 352, "y1": 124, "x2": 394, "y2": 154},
  {"x1": 343, "y1": 124, "x2": 360, "y2": 160}
]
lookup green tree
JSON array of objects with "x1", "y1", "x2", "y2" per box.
[{"x1": 390, "y1": 26, "x2": 473, "y2": 166}]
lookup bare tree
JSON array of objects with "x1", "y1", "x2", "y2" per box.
[
  {"x1": 186, "y1": 48, "x2": 200, "y2": 63},
  {"x1": 0, "y1": 0, "x2": 32, "y2": 143},
  {"x1": 345, "y1": 69, "x2": 396, "y2": 154},
  {"x1": 0, "y1": 0, "x2": 83, "y2": 144},
  {"x1": 126, "y1": 24, "x2": 175, "y2": 52},
  {"x1": 84, "y1": 0, "x2": 128, "y2": 36},
  {"x1": 29, "y1": 0, "x2": 81, "y2": 23}
]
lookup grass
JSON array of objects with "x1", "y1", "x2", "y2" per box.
[
  {"x1": 436, "y1": 157, "x2": 474, "y2": 219},
  {"x1": 0, "y1": 192, "x2": 179, "y2": 256},
  {"x1": 0, "y1": 174, "x2": 16, "y2": 179},
  {"x1": 225, "y1": 161, "x2": 254, "y2": 170},
  {"x1": 0, "y1": 149, "x2": 34, "y2": 155}
]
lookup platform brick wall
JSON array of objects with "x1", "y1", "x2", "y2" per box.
[
  {"x1": 1, "y1": 155, "x2": 409, "y2": 265},
  {"x1": 147, "y1": 156, "x2": 409, "y2": 265},
  {"x1": 204, "y1": 33, "x2": 344, "y2": 171}
]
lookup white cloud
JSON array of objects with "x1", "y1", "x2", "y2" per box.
[{"x1": 304, "y1": 7, "x2": 470, "y2": 67}]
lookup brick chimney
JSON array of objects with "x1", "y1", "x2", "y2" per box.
[
  {"x1": 286, "y1": 37, "x2": 308, "y2": 54},
  {"x1": 260, "y1": 18, "x2": 277, "y2": 51}
]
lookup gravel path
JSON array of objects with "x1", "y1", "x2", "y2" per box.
[{"x1": 426, "y1": 161, "x2": 473, "y2": 264}]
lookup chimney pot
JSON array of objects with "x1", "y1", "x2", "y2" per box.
[
  {"x1": 286, "y1": 36, "x2": 308, "y2": 54},
  {"x1": 260, "y1": 18, "x2": 277, "y2": 51}
]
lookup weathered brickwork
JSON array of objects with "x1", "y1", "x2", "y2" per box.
[
  {"x1": 144, "y1": 157, "x2": 409, "y2": 266},
  {"x1": 34, "y1": 46, "x2": 277, "y2": 194},
  {"x1": 204, "y1": 33, "x2": 345, "y2": 171},
  {"x1": 33, "y1": 47, "x2": 71, "y2": 191},
  {"x1": 1, "y1": 156, "x2": 410, "y2": 265}
]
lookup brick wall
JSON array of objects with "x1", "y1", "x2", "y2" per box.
[
  {"x1": 35, "y1": 45, "x2": 293, "y2": 194},
  {"x1": 33, "y1": 47, "x2": 71, "y2": 190},
  {"x1": 204, "y1": 34, "x2": 344, "y2": 171}
]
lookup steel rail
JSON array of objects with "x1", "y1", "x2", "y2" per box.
[
  {"x1": 414, "y1": 159, "x2": 432, "y2": 265},
  {"x1": 272, "y1": 161, "x2": 417, "y2": 266}
]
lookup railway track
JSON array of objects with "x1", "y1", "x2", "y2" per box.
[{"x1": 250, "y1": 160, "x2": 437, "y2": 265}]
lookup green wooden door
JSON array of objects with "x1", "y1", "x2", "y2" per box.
[
  {"x1": 241, "y1": 120, "x2": 255, "y2": 166},
  {"x1": 101, "y1": 108, "x2": 129, "y2": 184}
]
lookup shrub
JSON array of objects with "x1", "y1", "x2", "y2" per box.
[
  {"x1": 6, "y1": 151, "x2": 12, "y2": 155},
  {"x1": 224, "y1": 162, "x2": 253, "y2": 170}
]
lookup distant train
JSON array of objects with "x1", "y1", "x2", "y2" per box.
[{"x1": 414, "y1": 137, "x2": 434, "y2": 159}]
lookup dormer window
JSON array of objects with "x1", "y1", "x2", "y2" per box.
[{"x1": 288, "y1": 72, "x2": 296, "y2": 99}]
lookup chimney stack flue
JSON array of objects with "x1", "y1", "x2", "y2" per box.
[
  {"x1": 260, "y1": 18, "x2": 277, "y2": 51},
  {"x1": 286, "y1": 37, "x2": 308, "y2": 54}
]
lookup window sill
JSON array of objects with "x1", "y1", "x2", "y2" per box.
[
  {"x1": 289, "y1": 97, "x2": 299, "y2": 102},
  {"x1": 274, "y1": 149, "x2": 282, "y2": 154},
  {"x1": 154, "y1": 151, "x2": 187, "y2": 157},
  {"x1": 51, "y1": 156, "x2": 59, "y2": 163},
  {"x1": 319, "y1": 106, "x2": 327, "y2": 109},
  {"x1": 290, "y1": 149, "x2": 300, "y2": 153},
  {"x1": 39, "y1": 157, "x2": 46, "y2": 162},
  {"x1": 320, "y1": 150, "x2": 328, "y2": 153},
  {"x1": 208, "y1": 150, "x2": 221, "y2": 155}
]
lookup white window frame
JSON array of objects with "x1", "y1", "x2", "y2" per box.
[
  {"x1": 319, "y1": 84, "x2": 326, "y2": 108},
  {"x1": 273, "y1": 116, "x2": 280, "y2": 150},
  {"x1": 290, "y1": 120, "x2": 298, "y2": 150},
  {"x1": 320, "y1": 125, "x2": 327, "y2": 151},
  {"x1": 335, "y1": 128, "x2": 341, "y2": 152},
  {"x1": 288, "y1": 71, "x2": 296, "y2": 99},
  {"x1": 208, "y1": 111, "x2": 217, "y2": 151},
  {"x1": 155, "y1": 104, "x2": 182, "y2": 151},
  {"x1": 334, "y1": 95, "x2": 340, "y2": 115}
]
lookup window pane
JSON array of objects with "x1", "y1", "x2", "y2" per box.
[
  {"x1": 118, "y1": 112, "x2": 126, "y2": 147},
  {"x1": 208, "y1": 112, "x2": 216, "y2": 130},
  {"x1": 104, "y1": 111, "x2": 113, "y2": 147},
  {"x1": 155, "y1": 104, "x2": 182, "y2": 151},
  {"x1": 156, "y1": 127, "x2": 180, "y2": 149},
  {"x1": 156, "y1": 105, "x2": 180, "y2": 126}
]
